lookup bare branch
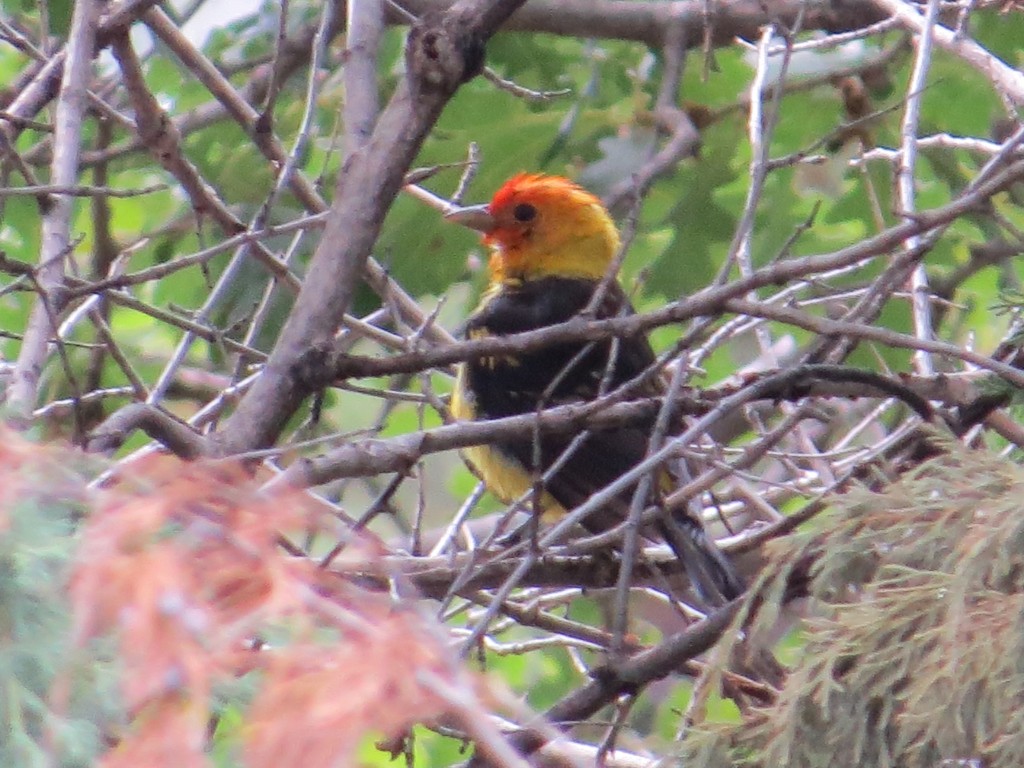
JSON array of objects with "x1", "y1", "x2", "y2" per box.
[
  {"x1": 392, "y1": 0, "x2": 892, "y2": 48},
  {"x1": 214, "y1": 0, "x2": 527, "y2": 454},
  {"x1": 343, "y1": 0, "x2": 384, "y2": 156},
  {"x1": 873, "y1": 0, "x2": 1024, "y2": 105},
  {"x1": 897, "y1": 0, "x2": 941, "y2": 375},
  {"x1": 6, "y1": 0, "x2": 99, "y2": 421}
]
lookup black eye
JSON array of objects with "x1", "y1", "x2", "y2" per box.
[{"x1": 513, "y1": 203, "x2": 536, "y2": 222}]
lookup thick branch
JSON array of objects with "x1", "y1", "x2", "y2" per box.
[
  {"x1": 6, "y1": 0, "x2": 99, "y2": 421},
  {"x1": 296, "y1": 152, "x2": 1024, "y2": 392},
  {"x1": 268, "y1": 366, "x2": 941, "y2": 489},
  {"x1": 213, "y1": 0, "x2": 524, "y2": 454},
  {"x1": 392, "y1": 0, "x2": 890, "y2": 47},
  {"x1": 483, "y1": 600, "x2": 741, "y2": 762}
]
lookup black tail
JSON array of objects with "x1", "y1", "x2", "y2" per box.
[{"x1": 655, "y1": 510, "x2": 744, "y2": 607}]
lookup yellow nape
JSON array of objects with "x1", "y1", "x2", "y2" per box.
[{"x1": 483, "y1": 174, "x2": 621, "y2": 284}]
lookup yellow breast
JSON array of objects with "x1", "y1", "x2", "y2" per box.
[{"x1": 450, "y1": 365, "x2": 566, "y2": 522}]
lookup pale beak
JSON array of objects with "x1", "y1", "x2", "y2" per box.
[{"x1": 444, "y1": 204, "x2": 495, "y2": 233}]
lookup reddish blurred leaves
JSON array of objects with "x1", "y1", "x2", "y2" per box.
[
  {"x1": 66, "y1": 453, "x2": 476, "y2": 768},
  {"x1": 0, "y1": 424, "x2": 89, "y2": 521},
  {"x1": 98, "y1": 698, "x2": 209, "y2": 768},
  {"x1": 244, "y1": 619, "x2": 452, "y2": 768}
]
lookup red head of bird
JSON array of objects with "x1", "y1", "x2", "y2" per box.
[{"x1": 446, "y1": 174, "x2": 621, "y2": 283}]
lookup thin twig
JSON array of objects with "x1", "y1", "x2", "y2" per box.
[{"x1": 897, "y1": 0, "x2": 941, "y2": 375}]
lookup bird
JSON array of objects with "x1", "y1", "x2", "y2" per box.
[{"x1": 445, "y1": 173, "x2": 743, "y2": 605}]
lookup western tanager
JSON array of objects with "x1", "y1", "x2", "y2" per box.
[{"x1": 446, "y1": 173, "x2": 742, "y2": 605}]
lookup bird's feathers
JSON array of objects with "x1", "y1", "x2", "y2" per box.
[{"x1": 451, "y1": 174, "x2": 744, "y2": 604}]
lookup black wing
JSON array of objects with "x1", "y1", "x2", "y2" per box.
[
  {"x1": 465, "y1": 274, "x2": 670, "y2": 522},
  {"x1": 464, "y1": 276, "x2": 657, "y2": 417},
  {"x1": 465, "y1": 276, "x2": 743, "y2": 603}
]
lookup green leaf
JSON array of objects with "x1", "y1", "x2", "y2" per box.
[{"x1": 644, "y1": 121, "x2": 743, "y2": 298}]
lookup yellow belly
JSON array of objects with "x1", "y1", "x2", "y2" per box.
[{"x1": 451, "y1": 366, "x2": 566, "y2": 522}]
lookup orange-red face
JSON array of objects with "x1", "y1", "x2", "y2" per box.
[
  {"x1": 481, "y1": 173, "x2": 553, "y2": 253},
  {"x1": 446, "y1": 174, "x2": 620, "y2": 281},
  {"x1": 482, "y1": 173, "x2": 603, "y2": 253}
]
